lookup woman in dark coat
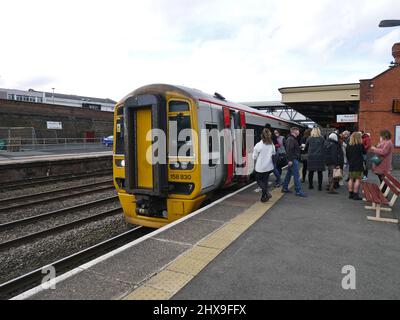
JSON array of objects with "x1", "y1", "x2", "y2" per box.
[
  {"x1": 324, "y1": 132, "x2": 344, "y2": 194},
  {"x1": 305, "y1": 127, "x2": 325, "y2": 190},
  {"x1": 300, "y1": 129, "x2": 311, "y2": 182},
  {"x1": 346, "y1": 131, "x2": 365, "y2": 200}
]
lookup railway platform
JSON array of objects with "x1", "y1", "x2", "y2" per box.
[
  {"x1": 0, "y1": 150, "x2": 112, "y2": 184},
  {"x1": 13, "y1": 172, "x2": 400, "y2": 300}
]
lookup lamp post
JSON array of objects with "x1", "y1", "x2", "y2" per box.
[
  {"x1": 379, "y1": 20, "x2": 400, "y2": 27},
  {"x1": 52, "y1": 87, "x2": 55, "y2": 104},
  {"x1": 379, "y1": 20, "x2": 400, "y2": 67}
]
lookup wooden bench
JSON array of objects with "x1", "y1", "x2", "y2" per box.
[{"x1": 362, "y1": 173, "x2": 399, "y2": 224}]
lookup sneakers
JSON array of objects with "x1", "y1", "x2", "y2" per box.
[
  {"x1": 296, "y1": 192, "x2": 307, "y2": 197},
  {"x1": 281, "y1": 188, "x2": 293, "y2": 193},
  {"x1": 274, "y1": 182, "x2": 281, "y2": 188}
]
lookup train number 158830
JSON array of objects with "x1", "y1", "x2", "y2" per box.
[{"x1": 170, "y1": 174, "x2": 192, "y2": 180}]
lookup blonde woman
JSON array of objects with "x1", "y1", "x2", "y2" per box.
[
  {"x1": 253, "y1": 128, "x2": 276, "y2": 202},
  {"x1": 305, "y1": 127, "x2": 326, "y2": 190},
  {"x1": 345, "y1": 132, "x2": 365, "y2": 200}
]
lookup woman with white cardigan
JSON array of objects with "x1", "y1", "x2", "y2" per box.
[{"x1": 253, "y1": 128, "x2": 276, "y2": 202}]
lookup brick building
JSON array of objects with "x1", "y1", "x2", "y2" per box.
[{"x1": 359, "y1": 42, "x2": 400, "y2": 150}]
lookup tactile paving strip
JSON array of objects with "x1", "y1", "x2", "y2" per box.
[{"x1": 122, "y1": 182, "x2": 290, "y2": 300}]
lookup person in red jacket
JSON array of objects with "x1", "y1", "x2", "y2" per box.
[{"x1": 361, "y1": 132, "x2": 372, "y2": 181}]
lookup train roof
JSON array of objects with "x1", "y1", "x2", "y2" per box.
[{"x1": 120, "y1": 84, "x2": 302, "y2": 127}]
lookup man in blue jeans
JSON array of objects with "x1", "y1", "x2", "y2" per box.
[{"x1": 282, "y1": 127, "x2": 307, "y2": 197}]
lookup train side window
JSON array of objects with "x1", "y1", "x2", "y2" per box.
[{"x1": 206, "y1": 123, "x2": 219, "y2": 167}]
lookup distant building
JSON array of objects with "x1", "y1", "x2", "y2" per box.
[{"x1": 0, "y1": 88, "x2": 116, "y2": 112}]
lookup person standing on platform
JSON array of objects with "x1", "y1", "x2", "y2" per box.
[
  {"x1": 282, "y1": 127, "x2": 307, "y2": 197},
  {"x1": 305, "y1": 127, "x2": 325, "y2": 191},
  {"x1": 324, "y1": 132, "x2": 344, "y2": 194},
  {"x1": 345, "y1": 132, "x2": 365, "y2": 200},
  {"x1": 273, "y1": 129, "x2": 286, "y2": 188},
  {"x1": 361, "y1": 131, "x2": 372, "y2": 181},
  {"x1": 264, "y1": 124, "x2": 281, "y2": 187},
  {"x1": 300, "y1": 129, "x2": 311, "y2": 183},
  {"x1": 253, "y1": 128, "x2": 276, "y2": 202},
  {"x1": 341, "y1": 130, "x2": 351, "y2": 182},
  {"x1": 370, "y1": 130, "x2": 394, "y2": 192}
]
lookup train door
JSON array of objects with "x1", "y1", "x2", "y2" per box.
[
  {"x1": 223, "y1": 107, "x2": 234, "y2": 187},
  {"x1": 136, "y1": 108, "x2": 153, "y2": 189},
  {"x1": 198, "y1": 102, "x2": 216, "y2": 190},
  {"x1": 124, "y1": 94, "x2": 168, "y2": 197}
]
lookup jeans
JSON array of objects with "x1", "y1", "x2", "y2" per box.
[
  {"x1": 256, "y1": 171, "x2": 272, "y2": 198},
  {"x1": 283, "y1": 159, "x2": 302, "y2": 193},
  {"x1": 273, "y1": 166, "x2": 281, "y2": 184}
]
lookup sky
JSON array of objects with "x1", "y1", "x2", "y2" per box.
[{"x1": 0, "y1": 0, "x2": 399, "y2": 102}]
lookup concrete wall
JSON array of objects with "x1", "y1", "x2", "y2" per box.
[{"x1": 0, "y1": 99, "x2": 113, "y2": 139}]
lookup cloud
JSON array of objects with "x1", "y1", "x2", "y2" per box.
[{"x1": 0, "y1": 0, "x2": 400, "y2": 102}]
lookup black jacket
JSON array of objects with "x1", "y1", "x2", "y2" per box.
[
  {"x1": 285, "y1": 134, "x2": 300, "y2": 161},
  {"x1": 324, "y1": 139, "x2": 344, "y2": 167},
  {"x1": 346, "y1": 144, "x2": 365, "y2": 172},
  {"x1": 306, "y1": 136, "x2": 326, "y2": 171}
]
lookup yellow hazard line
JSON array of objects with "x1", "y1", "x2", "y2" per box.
[{"x1": 122, "y1": 183, "x2": 289, "y2": 300}]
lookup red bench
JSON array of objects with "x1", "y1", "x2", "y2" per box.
[{"x1": 362, "y1": 172, "x2": 399, "y2": 224}]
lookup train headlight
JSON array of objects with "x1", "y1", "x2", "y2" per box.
[
  {"x1": 181, "y1": 162, "x2": 188, "y2": 170},
  {"x1": 115, "y1": 159, "x2": 125, "y2": 167},
  {"x1": 173, "y1": 162, "x2": 180, "y2": 169}
]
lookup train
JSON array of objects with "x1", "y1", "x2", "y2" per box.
[{"x1": 113, "y1": 84, "x2": 301, "y2": 228}]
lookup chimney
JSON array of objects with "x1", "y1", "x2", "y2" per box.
[{"x1": 393, "y1": 42, "x2": 400, "y2": 65}]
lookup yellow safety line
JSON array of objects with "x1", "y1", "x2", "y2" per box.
[{"x1": 122, "y1": 183, "x2": 290, "y2": 300}]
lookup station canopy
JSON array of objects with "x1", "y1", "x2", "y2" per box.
[{"x1": 279, "y1": 83, "x2": 360, "y2": 128}]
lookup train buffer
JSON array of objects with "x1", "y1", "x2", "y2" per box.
[{"x1": 13, "y1": 172, "x2": 400, "y2": 300}]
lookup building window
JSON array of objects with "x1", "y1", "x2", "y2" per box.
[{"x1": 7, "y1": 94, "x2": 14, "y2": 100}]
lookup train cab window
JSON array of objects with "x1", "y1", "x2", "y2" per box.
[
  {"x1": 169, "y1": 113, "x2": 193, "y2": 157},
  {"x1": 115, "y1": 117, "x2": 124, "y2": 155},
  {"x1": 206, "y1": 124, "x2": 219, "y2": 167},
  {"x1": 169, "y1": 101, "x2": 189, "y2": 112}
]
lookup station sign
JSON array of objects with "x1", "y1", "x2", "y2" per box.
[
  {"x1": 47, "y1": 121, "x2": 63, "y2": 130},
  {"x1": 336, "y1": 114, "x2": 358, "y2": 123}
]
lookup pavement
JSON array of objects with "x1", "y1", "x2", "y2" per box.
[
  {"x1": 173, "y1": 173, "x2": 400, "y2": 300},
  {"x1": 16, "y1": 171, "x2": 400, "y2": 300},
  {"x1": 0, "y1": 146, "x2": 112, "y2": 165}
]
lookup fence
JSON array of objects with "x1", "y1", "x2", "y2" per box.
[{"x1": 0, "y1": 137, "x2": 110, "y2": 152}]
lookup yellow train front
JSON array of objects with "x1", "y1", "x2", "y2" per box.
[{"x1": 113, "y1": 84, "x2": 295, "y2": 228}]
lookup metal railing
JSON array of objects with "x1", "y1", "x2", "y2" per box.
[{"x1": 0, "y1": 138, "x2": 112, "y2": 152}]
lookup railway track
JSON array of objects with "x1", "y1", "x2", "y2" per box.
[
  {"x1": 0, "y1": 180, "x2": 114, "y2": 212},
  {"x1": 0, "y1": 225, "x2": 151, "y2": 300},
  {"x1": 0, "y1": 207, "x2": 121, "y2": 251},
  {"x1": 0, "y1": 170, "x2": 112, "y2": 191},
  {"x1": 0, "y1": 195, "x2": 118, "y2": 230}
]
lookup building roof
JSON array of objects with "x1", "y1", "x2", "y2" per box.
[{"x1": 43, "y1": 91, "x2": 116, "y2": 104}]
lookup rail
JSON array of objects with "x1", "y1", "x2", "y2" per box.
[{"x1": 0, "y1": 137, "x2": 112, "y2": 152}]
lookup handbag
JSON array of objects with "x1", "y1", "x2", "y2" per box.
[
  {"x1": 277, "y1": 153, "x2": 288, "y2": 168},
  {"x1": 370, "y1": 154, "x2": 382, "y2": 165},
  {"x1": 300, "y1": 153, "x2": 308, "y2": 161},
  {"x1": 333, "y1": 168, "x2": 343, "y2": 180}
]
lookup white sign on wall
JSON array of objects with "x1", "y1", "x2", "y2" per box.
[
  {"x1": 46, "y1": 121, "x2": 63, "y2": 130},
  {"x1": 336, "y1": 114, "x2": 358, "y2": 123},
  {"x1": 395, "y1": 125, "x2": 400, "y2": 147}
]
